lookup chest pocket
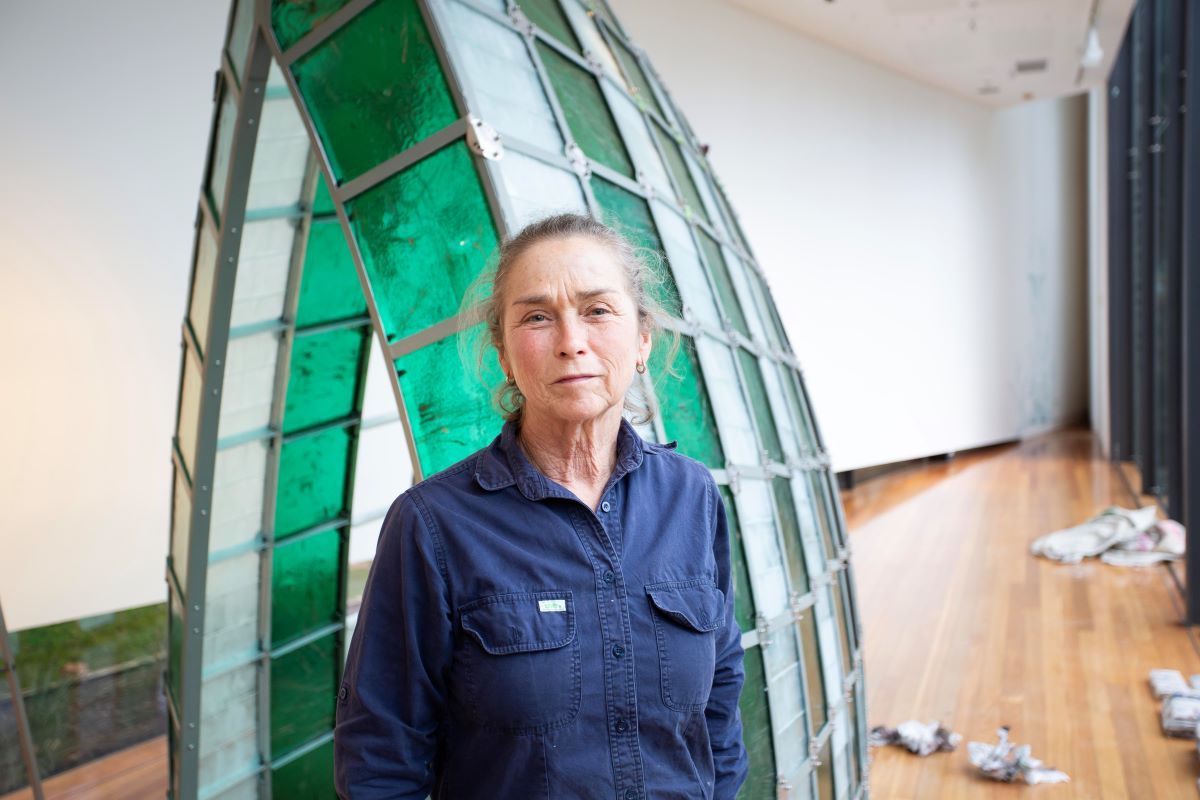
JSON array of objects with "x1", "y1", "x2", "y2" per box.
[
  {"x1": 646, "y1": 580, "x2": 724, "y2": 713},
  {"x1": 456, "y1": 590, "x2": 581, "y2": 735}
]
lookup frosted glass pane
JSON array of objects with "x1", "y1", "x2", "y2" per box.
[
  {"x1": 178, "y1": 348, "x2": 203, "y2": 477},
  {"x1": 832, "y1": 697, "x2": 850, "y2": 800},
  {"x1": 815, "y1": 590, "x2": 844, "y2": 706},
  {"x1": 763, "y1": 623, "x2": 807, "y2": 777},
  {"x1": 762, "y1": 359, "x2": 800, "y2": 462},
  {"x1": 351, "y1": 419, "x2": 413, "y2": 519},
  {"x1": 724, "y1": 246, "x2": 767, "y2": 344},
  {"x1": 603, "y1": 82, "x2": 672, "y2": 200},
  {"x1": 361, "y1": 337, "x2": 399, "y2": 421},
  {"x1": 694, "y1": 336, "x2": 758, "y2": 465},
  {"x1": 495, "y1": 150, "x2": 588, "y2": 232},
  {"x1": 246, "y1": 97, "x2": 310, "y2": 211},
  {"x1": 734, "y1": 479, "x2": 788, "y2": 620},
  {"x1": 230, "y1": 219, "x2": 294, "y2": 328},
  {"x1": 217, "y1": 330, "x2": 280, "y2": 438},
  {"x1": 348, "y1": 520, "x2": 382, "y2": 567},
  {"x1": 444, "y1": 1, "x2": 562, "y2": 153},
  {"x1": 651, "y1": 202, "x2": 719, "y2": 328},
  {"x1": 172, "y1": 469, "x2": 192, "y2": 588},
  {"x1": 198, "y1": 662, "x2": 258, "y2": 789},
  {"x1": 686, "y1": 151, "x2": 726, "y2": 236},
  {"x1": 209, "y1": 439, "x2": 269, "y2": 553},
  {"x1": 189, "y1": 223, "x2": 219, "y2": 352},
  {"x1": 203, "y1": 551, "x2": 260, "y2": 669},
  {"x1": 562, "y1": 0, "x2": 621, "y2": 80}
]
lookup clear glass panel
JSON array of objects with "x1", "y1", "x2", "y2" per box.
[
  {"x1": 276, "y1": 426, "x2": 353, "y2": 538},
  {"x1": 718, "y1": 485, "x2": 756, "y2": 634},
  {"x1": 603, "y1": 82, "x2": 672, "y2": 199},
  {"x1": 283, "y1": 327, "x2": 369, "y2": 434},
  {"x1": 763, "y1": 623, "x2": 807, "y2": 778},
  {"x1": 207, "y1": 85, "x2": 240, "y2": 224},
  {"x1": 177, "y1": 347, "x2": 204, "y2": 480},
  {"x1": 198, "y1": 662, "x2": 258, "y2": 789},
  {"x1": 649, "y1": 120, "x2": 707, "y2": 223},
  {"x1": 536, "y1": 40, "x2": 634, "y2": 178},
  {"x1": 562, "y1": 0, "x2": 621, "y2": 80},
  {"x1": 697, "y1": 229, "x2": 748, "y2": 337},
  {"x1": 217, "y1": 329, "x2": 281, "y2": 439},
  {"x1": 230, "y1": 218, "x2": 294, "y2": 328},
  {"x1": 650, "y1": 201, "x2": 720, "y2": 328},
  {"x1": 295, "y1": 219, "x2": 366, "y2": 329},
  {"x1": 210, "y1": 438, "x2": 269, "y2": 553},
  {"x1": 733, "y1": 479, "x2": 788, "y2": 620},
  {"x1": 445, "y1": 0, "x2": 564, "y2": 154},
  {"x1": 227, "y1": 0, "x2": 256, "y2": 85},
  {"x1": 739, "y1": 349, "x2": 783, "y2": 463},
  {"x1": 203, "y1": 551, "x2": 261, "y2": 669},
  {"x1": 647, "y1": 334, "x2": 724, "y2": 468},
  {"x1": 495, "y1": 150, "x2": 588, "y2": 233},
  {"x1": 272, "y1": 0, "x2": 352, "y2": 51},
  {"x1": 189, "y1": 222, "x2": 219, "y2": 353},
  {"x1": 589, "y1": 175, "x2": 682, "y2": 317},
  {"x1": 694, "y1": 336, "x2": 759, "y2": 466},
  {"x1": 772, "y1": 477, "x2": 807, "y2": 597},
  {"x1": 246, "y1": 98, "x2": 310, "y2": 212},
  {"x1": 270, "y1": 632, "x2": 339, "y2": 758},
  {"x1": 288, "y1": 0, "x2": 458, "y2": 182},
  {"x1": 172, "y1": 469, "x2": 192, "y2": 590},
  {"x1": 272, "y1": 527, "x2": 344, "y2": 647},
  {"x1": 351, "y1": 419, "x2": 413, "y2": 519},
  {"x1": 739, "y1": 646, "x2": 777, "y2": 800},
  {"x1": 393, "y1": 325, "x2": 504, "y2": 474},
  {"x1": 348, "y1": 141, "x2": 499, "y2": 343},
  {"x1": 272, "y1": 737, "x2": 335, "y2": 798}
]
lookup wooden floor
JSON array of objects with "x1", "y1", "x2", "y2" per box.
[
  {"x1": 4, "y1": 426, "x2": 1194, "y2": 798},
  {"x1": 847, "y1": 427, "x2": 1200, "y2": 798}
]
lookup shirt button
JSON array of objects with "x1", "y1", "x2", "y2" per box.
[
  {"x1": 612, "y1": 644, "x2": 625, "y2": 658},
  {"x1": 615, "y1": 718, "x2": 630, "y2": 733},
  {"x1": 603, "y1": 569, "x2": 615, "y2": 583},
  {"x1": 601, "y1": 500, "x2": 611, "y2": 512},
  {"x1": 624, "y1": 790, "x2": 638, "y2": 800}
]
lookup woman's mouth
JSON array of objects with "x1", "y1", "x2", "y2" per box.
[{"x1": 555, "y1": 375, "x2": 596, "y2": 384}]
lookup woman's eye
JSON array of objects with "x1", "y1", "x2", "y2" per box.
[
  {"x1": 527, "y1": 313, "x2": 547, "y2": 323},
  {"x1": 589, "y1": 307, "x2": 611, "y2": 316}
]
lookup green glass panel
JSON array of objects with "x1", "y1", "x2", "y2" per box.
[
  {"x1": 270, "y1": 632, "x2": 338, "y2": 759},
  {"x1": 536, "y1": 41, "x2": 634, "y2": 178},
  {"x1": 168, "y1": 587, "x2": 184, "y2": 707},
  {"x1": 719, "y1": 485, "x2": 756, "y2": 634},
  {"x1": 313, "y1": 173, "x2": 336, "y2": 217},
  {"x1": 518, "y1": 0, "x2": 580, "y2": 52},
  {"x1": 272, "y1": 737, "x2": 335, "y2": 798},
  {"x1": 816, "y1": 737, "x2": 834, "y2": 799},
  {"x1": 394, "y1": 325, "x2": 503, "y2": 474},
  {"x1": 648, "y1": 334, "x2": 723, "y2": 468},
  {"x1": 832, "y1": 578, "x2": 854, "y2": 676},
  {"x1": 798, "y1": 605, "x2": 826, "y2": 733},
  {"x1": 610, "y1": 35, "x2": 664, "y2": 119},
  {"x1": 272, "y1": 0, "x2": 351, "y2": 51},
  {"x1": 736, "y1": 646, "x2": 776, "y2": 800},
  {"x1": 589, "y1": 0, "x2": 625, "y2": 37},
  {"x1": 276, "y1": 426, "x2": 352, "y2": 538},
  {"x1": 771, "y1": 477, "x2": 807, "y2": 596},
  {"x1": 288, "y1": 0, "x2": 458, "y2": 182},
  {"x1": 283, "y1": 327, "x2": 368, "y2": 434},
  {"x1": 295, "y1": 220, "x2": 367, "y2": 328},
  {"x1": 227, "y1": 0, "x2": 255, "y2": 83},
  {"x1": 189, "y1": 222, "x2": 219, "y2": 353},
  {"x1": 650, "y1": 122, "x2": 707, "y2": 223},
  {"x1": 780, "y1": 365, "x2": 818, "y2": 455},
  {"x1": 272, "y1": 528, "x2": 344, "y2": 647},
  {"x1": 697, "y1": 229, "x2": 748, "y2": 336},
  {"x1": 748, "y1": 267, "x2": 789, "y2": 350},
  {"x1": 207, "y1": 85, "x2": 239, "y2": 224},
  {"x1": 738, "y1": 349, "x2": 783, "y2": 462},
  {"x1": 349, "y1": 142, "x2": 498, "y2": 342},
  {"x1": 589, "y1": 176, "x2": 682, "y2": 317}
]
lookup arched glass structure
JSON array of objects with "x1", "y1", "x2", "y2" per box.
[{"x1": 168, "y1": 1, "x2": 867, "y2": 797}]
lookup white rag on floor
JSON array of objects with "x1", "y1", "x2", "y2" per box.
[{"x1": 1029, "y1": 505, "x2": 1162, "y2": 564}]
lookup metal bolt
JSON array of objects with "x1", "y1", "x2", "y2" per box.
[
  {"x1": 187, "y1": 744, "x2": 195, "y2": 751},
  {"x1": 192, "y1": 627, "x2": 200, "y2": 634}
]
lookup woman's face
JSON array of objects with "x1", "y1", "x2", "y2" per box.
[{"x1": 496, "y1": 234, "x2": 651, "y2": 427}]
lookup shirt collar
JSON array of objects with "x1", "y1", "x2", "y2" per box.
[{"x1": 474, "y1": 416, "x2": 674, "y2": 499}]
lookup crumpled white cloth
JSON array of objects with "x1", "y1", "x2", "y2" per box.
[
  {"x1": 967, "y1": 727, "x2": 1069, "y2": 785},
  {"x1": 1030, "y1": 505, "x2": 1160, "y2": 564},
  {"x1": 1101, "y1": 518, "x2": 1186, "y2": 567},
  {"x1": 868, "y1": 720, "x2": 961, "y2": 756}
]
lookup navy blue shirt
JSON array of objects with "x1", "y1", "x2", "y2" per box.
[{"x1": 335, "y1": 416, "x2": 749, "y2": 799}]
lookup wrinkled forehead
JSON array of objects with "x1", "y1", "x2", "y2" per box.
[{"x1": 503, "y1": 234, "x2": 632, "y2": 303}]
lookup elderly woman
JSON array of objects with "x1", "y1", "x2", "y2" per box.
[{"x1": 335, "y1": 213, "x2": 748, "y2": 799}]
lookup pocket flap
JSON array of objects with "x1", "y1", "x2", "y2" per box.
[
  {"x1": 460, "y1": 591, "x2": 576, "y2": 655},
  {"x1": 646, "y1": 582, "x2": 724, "y2": 633}
]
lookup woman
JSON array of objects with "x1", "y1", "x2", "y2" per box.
[{"x1": 334, "y1": 213, "x2": 748, "y2": 799}]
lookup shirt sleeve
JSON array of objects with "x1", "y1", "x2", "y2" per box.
[
  {"x1": 334, "y1": 491, "x2": 453, "y2": 800},
  {"x1": 706, "y1": 478, "x2": 750, "y2": 799}
]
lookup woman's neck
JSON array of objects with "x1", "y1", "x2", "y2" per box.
[{"x1": 517, "y1": 406, "x2": 624, "y2": 492}]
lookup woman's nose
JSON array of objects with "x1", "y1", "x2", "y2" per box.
[{"x1": 556, "y1": 314, "x2": 587, "y2": 356}]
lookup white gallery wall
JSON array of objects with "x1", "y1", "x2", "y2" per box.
[
  {"x1": 1, "y1": 0, "x2": 1089, "y2": 631},
  {"x1": 612, "y1": 0, "x2": 1090, "y2": 473}
]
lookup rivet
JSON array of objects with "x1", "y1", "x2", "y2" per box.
[
  {"x1": 187, "y1": 744, "x2": 195, "y2": 751},
  {"x1": 248, "y1": 119, "x2": 255, "y2": 125},
  {"x1": 192, "y1": 627, "x2": 200, "y2": 634},
  {"x1": 193, "y1": 605, "x2": 200, "y2": 611}
]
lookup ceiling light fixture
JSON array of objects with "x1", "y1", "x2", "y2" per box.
[{"x1": 1081, "y1": 27, "x2": 1104, "y2": 68}]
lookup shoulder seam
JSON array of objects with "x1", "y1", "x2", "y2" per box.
[{"x1": 404, "y1": 489, "x2": 451, "y2": 586}]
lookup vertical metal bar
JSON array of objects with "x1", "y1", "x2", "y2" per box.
[
  {"x1": 1108, "y1": 30, "x2": 1134, "y2": 462},
  {"x1": 1134, "y1": 0, "x2": 1158, "y2": 494},
  {"x1": 0, "y1": 599, "x2": 44, "y2": 800},
  {"x1": 176, "y1": 28, "x2": 273, "y2": 800},
  {"x1": 1181, "y1": 0, "x2": 1200, "y2": 623}
]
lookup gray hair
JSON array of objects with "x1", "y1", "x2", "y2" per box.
[{"x1": 459, "y1": 212, "x2": 681, "y2": 425}]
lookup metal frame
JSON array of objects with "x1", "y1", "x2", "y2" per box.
[
  {"x1": 1, "y1": 598, "x2": 44, "y2": 800},
  {"x1": 1183, "y1": 0, "x2": 1200, "y2": 624},
  {"x1": 1107, "y1": 32, "x2": 1134, "y2": 461}
]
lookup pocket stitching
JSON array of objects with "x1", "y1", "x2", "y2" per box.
[{"x1": 646, "y1": 579, "x2": 720, "y2": 713}]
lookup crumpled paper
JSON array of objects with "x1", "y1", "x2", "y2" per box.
[
  {"x1": 869, "y1": 720, "x2": 961, "y2": 756},
  {"x1": 966, "y1": 727, "x2": 1069, "y2": 785}
]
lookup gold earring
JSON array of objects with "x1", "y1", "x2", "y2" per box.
[{"x1": 635, "y1": 360, "x2": 646, "y2": 374}]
